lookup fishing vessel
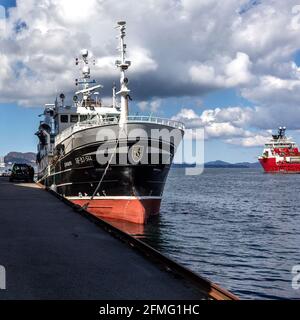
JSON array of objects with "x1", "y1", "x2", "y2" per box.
[
  {"x1": 258, "y1": 127, "x2": 300, "y2": 173},
  {"x1": 36, "y1": 21, "x2": 184, "y2": 224}
]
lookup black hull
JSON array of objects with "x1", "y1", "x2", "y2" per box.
[
  {"x1": 37, "y1": 122, "x2": 183, "y2": 224},
  {"x1": 39, "y1": 140, "x2": 174, "y2": 199}
]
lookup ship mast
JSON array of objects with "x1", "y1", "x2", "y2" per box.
[
  {"x1": 278, "y1": 126, "x2": 286, "y2": 139},
  {"x1": 115, "y1": 21, "x2": 131, "y2": 126},
  {"x1": 112, "y1": 82, "x2": 117, "y2": 108},
  {"x1": 75, "y1": 49, "x2": 102, "y2": 108}
]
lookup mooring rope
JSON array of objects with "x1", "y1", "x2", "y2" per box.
[{"x1": 81, "y1": 126, "x2": 125, "y2": 210}]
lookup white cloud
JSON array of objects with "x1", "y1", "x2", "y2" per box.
[
  {"x1": 150, "y1": 99, "x2": 161, "y2": 112},
  {"x1": 242, "y1": 74, "x2": 300, "y2": 107},
  {"x1": 189, "y1": 64, "x2": 216, "y2": 86},
  {"x1": 129, "y1": 47, "x2": 158, "y2": 74},
  {"x1": 224, "y1": 52, "x2": 253, "y2": 86},
  {"x1": 137, "y1": 101, "x2": 148, "y2": 112},
  {"x1": 0, "y1": 5, "x2": 6, "y2": 37},
  {"x1": 53, "y1": 0, "x2": 99, "y2": 25},
  {"x1": 189, "y1": 52, "x2": 253, "y2": 88},
  {"x1": 172, "y1": 106, "x2": 272, "y2": 147},
  {"x1": 205, "y1": 122, "x2": 248, "y2": 138},
  {"x1": 172, "y1": 107, "x2": 252, "y2": 138},
  {"x1": 172, "y1": 108, "x2": 198, "y2": 120},
  {"x1": 226, "y1": 134, "x2": 269, "y2": 147},
  {"x1": 137, "y1": 98, "x2": 161, "y2": 112},
  {"x1": 173, "y1": 106, "x2": 253, "y2": 128},
  {"x1": 0, "y1": 53, "x2": 11, "y2": 83}
]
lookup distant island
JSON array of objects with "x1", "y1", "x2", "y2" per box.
[
  {"x1": 204, "y1": 160, "x2": 260, "y2": 168},
  {"x1": 172, "y1": 163, "x2": 197, "y2": 168},
  {"x1": 172, "y1": 160, "x2": 260, "y2": 168},
  {"x1": 4, "y1": 152, "x2": 36, "y2": 164}
]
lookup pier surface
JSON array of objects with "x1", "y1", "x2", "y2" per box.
[{"x1": 0, "y1": 178, "x2": 205, "y2": 299}]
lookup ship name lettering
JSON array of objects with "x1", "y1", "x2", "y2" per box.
[
  {"x1": 75, "y1": 155, "x2": 93, "y2": 165},
  {"x1": 64, "y1": 161, "x2": 72, "y2": 168}
]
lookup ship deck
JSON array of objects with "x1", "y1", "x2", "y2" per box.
[{"x1": 0, "y1": 177, "x2": 236, "y2": 300}]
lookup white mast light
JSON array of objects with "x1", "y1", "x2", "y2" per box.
[
  {"x1": 82, "y1": 65, "x2": 90, "y2": 75},
  {"x1": 81, "y1": 49, "x2": 88, "y2": 58}
]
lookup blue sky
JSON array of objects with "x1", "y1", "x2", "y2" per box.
[
  {"x1": 0, "y1": 104, "x2": 43, "y2": 154},
  {"x1": 0, "y1": 0, "x2": 15, "y2": 10},
  {"x1": 1, "y1": 1, "x2": 300, "y2": 163}
]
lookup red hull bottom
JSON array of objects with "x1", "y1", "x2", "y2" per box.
[
  {"x1": 259, "y1": 158, "x2": 300, "y2": 173},
  {"x1": 69, "y1": 197, "x2": 161, "y2": 224}
]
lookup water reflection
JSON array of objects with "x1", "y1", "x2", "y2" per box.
[{"x1": 101, "y1": 216, "x2": 166, "y2": 252}]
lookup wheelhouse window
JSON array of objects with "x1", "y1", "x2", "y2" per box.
[
  {"x1": 80, "y1": 115, "x2": 88, "y2": 122},
  {"x1": 70, "y1": 115, "x2": 79, "y2": 123},
  {"x1": 60, "y1": 115, "x2": 69, "y2": 123}
]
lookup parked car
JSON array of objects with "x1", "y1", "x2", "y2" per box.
[{"x1": 9, "y1": 163, "x2": 34, "y2": 182}]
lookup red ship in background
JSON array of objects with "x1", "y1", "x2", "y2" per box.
[{"x1": 259, "y1": 127, "x2": 300, "y2": 173}]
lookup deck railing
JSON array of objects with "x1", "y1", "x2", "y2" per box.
[{"x1": 55, "y1": 116, "x2": 185, "y2": 144}]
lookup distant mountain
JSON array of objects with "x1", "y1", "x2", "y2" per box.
[
  {"x1": 204, "y1": 160, "x2": 260, "y2": 168},
  {"x1": 172, "y1": 163, "x2": 196, "y2": 168},
  {"x1": 4, "y1": 152, "x2": 36, "y2": 164},
  {"x1": 172, "y1": 160, "x2": 260, "y2": 168},
  {"x1": 234, "y1": 161, "x2": 261, "y2": 168}
]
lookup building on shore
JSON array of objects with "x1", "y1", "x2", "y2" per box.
[{"x1": 0, "y1": 156, "x2": 5, "y2": 168}]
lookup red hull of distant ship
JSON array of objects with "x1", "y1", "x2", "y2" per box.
[{"x1": 259, "y1": 158, "x2": 300, "y2": 173}]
